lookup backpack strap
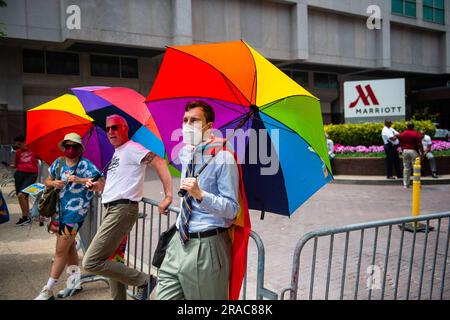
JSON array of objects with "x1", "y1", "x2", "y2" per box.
[
  {"x1": 57, "y1": 157, "x2": 64, "y2": 180},
  {"x1": 56, "y1": 157, "x2": 64, "y2": 234}
]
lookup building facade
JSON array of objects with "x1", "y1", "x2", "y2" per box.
[{"x1": 1, "y1": 0, "x2": 450, "y2": 143}]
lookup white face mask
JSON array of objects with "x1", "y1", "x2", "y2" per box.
[{"x1": 182, "y1": 122, "x2": 211, "y2": 146}]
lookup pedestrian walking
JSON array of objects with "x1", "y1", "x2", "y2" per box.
[
  {"x1": 156, "y1": 101, "x2": 239, "y2": 300},
  {"x1": 83, "y1": 114, "x2": 173, "y2": 300},
  {"x1": 10, "y1": 135, "x2": 39, "y2": 226},
  {"x1": 397, "y1": 122, "x2": 423, "y2": 188},
  {"x1": 34, "y1": 133, "x2": 100, "y2": 300}
]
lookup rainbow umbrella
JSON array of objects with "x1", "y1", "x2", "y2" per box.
[
  {"x1": 71, "y1": 86, "x2": 165, "y2": 158},
  {"x1": 26, "y1": 94, "x2": 114, "y2": 169},
  {"x1": 146, "y1": 40, "x2": 332, "y2": 217}
]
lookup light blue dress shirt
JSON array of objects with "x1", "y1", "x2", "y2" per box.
[{"x1": 176, "y1": 139, "x2": 239, "y2": 233}]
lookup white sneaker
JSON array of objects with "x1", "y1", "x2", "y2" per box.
[{"x1": 34, "y1": 286, "x2": 55, "y2": 300}]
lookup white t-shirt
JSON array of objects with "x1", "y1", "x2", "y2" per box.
[
  {"x1": 102, "y1": 140, "x2": 150, "y2": 204},
  {"x1": 381, "y1": 126, "x2": 399, "y2": 145},
  {"x1": 422, "y1": 134, "x2": 432, "y2": 151}
]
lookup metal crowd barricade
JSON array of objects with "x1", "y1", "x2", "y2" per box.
[
  {"x1": 280, "y1": 212, "x2": 450, "y2": 300},
  {"x1": 124, "y1": 198, "x2": 276, "y2": 300},
  {"x1": 0, "y1": 145, "x2": 14, "y2": 190},
  {"x1": 79, "y1": 195, "x2": 274, "y2": 300},
  {"x1": 0, "y1": 144, "x2": 14, "y2": 165}
]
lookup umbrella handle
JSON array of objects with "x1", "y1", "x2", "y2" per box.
[
  {"x1": 177, "y1": 188, "x2": 187, "y2": 197},
  {"x1": 85, "y1": 173, "x2": 102, "y2": 190}
]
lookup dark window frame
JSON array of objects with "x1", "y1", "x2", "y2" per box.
[
  {"x1": 45, "y1": 51, "x2": 80, "y2": 76},
  {"x1": 392, "y1": 0, "x2": 417, "y2": 18},
  {"x1": 90, "y1": 54, "x2": 139, "y2": 79},
  {"x1": 282, "y1": 69, "x2": 309, "y2": 88},
  {"x1": 423, "y1": 0, "x2": 445, "y2": 24},
  {"x1": 22, "y1": 49, "x2": 80, "y2": 75},
  {"x1": 22, "y1": 49, "x2": 46, "y2": 74},
  {"x1": 313, "y1": 72, "x2": 338, "y2": 89}
]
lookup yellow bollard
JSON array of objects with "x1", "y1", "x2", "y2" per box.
[
  {"x1": 411, "y1": 157, "x2": 421, "y2": 227},
  {"x1": 400, "y1": 157, "x2": 433, "y2": 233}
]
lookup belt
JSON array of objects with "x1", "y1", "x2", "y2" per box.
[
  {"x1": 188, "y1": 227, "x2": 228, "y2": 239},
  {"x1": 103, "y1": 199, "x2": 138, "y2": 208}
]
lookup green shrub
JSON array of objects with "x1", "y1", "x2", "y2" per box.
[{"x1": 324, "y1": 120, "x2": 436, "y2": 146}]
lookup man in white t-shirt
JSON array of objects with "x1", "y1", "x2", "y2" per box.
[
  {"x1": 381, "y1": 120, "x2": 402, "y2": 179},
  {"x1": 420, "y1": 130, "x2": 438, "y2": 178},
  {"x1": 83, "y1": 115, "x2": 173, "y2": 300}
]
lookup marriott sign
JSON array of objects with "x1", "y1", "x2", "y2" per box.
[{"x1": 344, "y1": 79, "x2": 405, "y2": 122}]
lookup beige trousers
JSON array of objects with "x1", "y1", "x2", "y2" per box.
[
  {"x1": 402, "y1": 149, "x2": 419, "y2": 187},
  {"x1": 82, "y1": 203, "x2": 148, "y2": 300}
]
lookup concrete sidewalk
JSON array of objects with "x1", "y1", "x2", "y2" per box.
[
  {"x1": 1, "y1": 172, "x2": 449, "y2": 300},
  {"x1": 0, "y1": 184, "x2": 111, "y2": 300}
]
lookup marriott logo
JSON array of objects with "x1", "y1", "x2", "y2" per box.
[{"x1": 349, "y1": 85, "x2": 379, "y2": 108}]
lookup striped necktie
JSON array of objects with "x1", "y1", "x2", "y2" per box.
[{"x1": 177, "y1": 159, "x2": 195, "y2": 244}]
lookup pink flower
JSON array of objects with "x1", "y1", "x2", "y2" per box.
[
  {"x1": 333, "y1": 140, "x2": 450, "y2": 155},
  {"x1": 431, "y1": 140, "x2": 450, "y2": 151},
  {"x1": 334, "y1": 144, "x2": 387, "y2": 154}
]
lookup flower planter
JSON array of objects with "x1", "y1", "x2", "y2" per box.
[{"x1": 333, "y1": 156, "x2": 450, "y2": 176}]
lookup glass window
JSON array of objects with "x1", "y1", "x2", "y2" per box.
[
  {"x1": 435, "y1": 8, "x2": 445, "y2": 24},
  {"x1": 423, "y1": 5, "x2": 434, "y2": 20},
  {"x1": 292, "y1": 71, "x2": 309, "y2": 88},
  {"x1": 121, "y1": 57, "x2": 139, "y2": 78},
  {"x1": 90, "y1": 55, "x2": 120, "y2": 77},
  {"x1": 392, "y1": 0, "x2": 417, "y2": 17},
  {"x1": 435, "y1": 0, "x2": 444, "y2": 9},
  {"x1": 282, "y1": 70, "x2": 309, "y2": 87},
  {"x1": 314, "y1": 73, "x2": 338, "y2": 89},
  {"x1": 45, "y1": 51, "x2": 79, "y2": 75},
  {"x1": 23, "y1": 49, "x2": 45, "y2": 74},
  {"x1": 405, "y1": 1, "x2": 417, "y2": 16},
  {"x1": 90, "y1": 55, "x2": 139, "y2": 78},
  {"x1": 392, "y1": 0, "x2": 404, "y2": 14},
  {"x1": 423, "y1": 0, "x2": 445, "y2": 24}
]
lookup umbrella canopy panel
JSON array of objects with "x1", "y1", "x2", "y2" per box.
[
  {"x1": 26, "y1": 94, "x2": 94, "y2": 165},
  {"x1": 146, "y1": 40, "x2": 332, "y2": 216},
  {"x1": 72, "y1": 86, "x2": 165, "y2": 158}
]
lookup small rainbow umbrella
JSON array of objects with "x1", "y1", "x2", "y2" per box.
[
  {"x1": 26, "y1": 94, "x2": 114, "y2": 169},
  {"x1": 71, "y1": 86, "x2": 165, "y2": 159},
  {"x1": 146, "y1": 40, "x2": 332, "y2": 217}
]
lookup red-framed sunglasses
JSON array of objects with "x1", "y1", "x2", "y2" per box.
[{"x1": 105, "y1": 125, "x2": 121, "y2": 132}]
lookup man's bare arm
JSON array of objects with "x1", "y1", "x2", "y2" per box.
[
  {"x1": 148, "y1": 154, "x2": 173, "y2": 215},
  {"x1": 141, "y1": 152, "x2": 157, "y2": 165}
]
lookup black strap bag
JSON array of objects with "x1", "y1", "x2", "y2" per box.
[
  {"x1": 38, "y1": 157, "x2": 64, "y2": 218},
  {"x1": 152, "y1": 224, "x2": 177, "y2": 268}
]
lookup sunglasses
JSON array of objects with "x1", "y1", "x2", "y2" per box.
[
  {"x1": 105, "y1": 125, "x2": 121, "y2": 132},
  {"x1": 63, "y1": 144, "x2": 80, "y2": 150}
]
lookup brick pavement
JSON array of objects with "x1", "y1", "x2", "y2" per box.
[{"x1": 1, "y1": 168, "x2": 449, "y2": 300}]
